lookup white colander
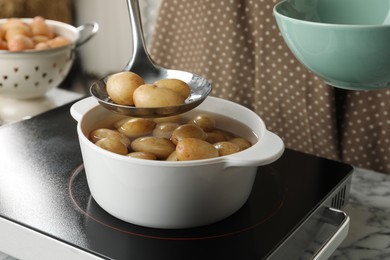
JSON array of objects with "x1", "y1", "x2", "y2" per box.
[{"x1": 0, "y1": 18, "x2": 98, "y2": 99}]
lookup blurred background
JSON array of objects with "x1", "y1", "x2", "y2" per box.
[{"x1": 0, "y1": 0, "x2": 162, "y2": 94}]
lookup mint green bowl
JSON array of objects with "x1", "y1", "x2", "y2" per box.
[{"x1": 274, "y1": 0, "x2": 390, "y2": 90}]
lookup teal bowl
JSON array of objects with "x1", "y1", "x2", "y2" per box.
[{"x1": 274, "y1": 0, "x2": 390, "y2": 90}]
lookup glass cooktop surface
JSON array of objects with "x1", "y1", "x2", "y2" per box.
[{"x1": 0, "y1": 101, "x2": 353, "y2": 260}]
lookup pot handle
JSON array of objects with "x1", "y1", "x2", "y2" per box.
[
  {"x1": 75, "y1": 22, "x2": 99, "y2": 48},
  {"x1": 70, "y1": 96, "x2": 98, "y2": 122},
  {"x1": 224, "y1": 130, "x2": 285, "y2": 168}
]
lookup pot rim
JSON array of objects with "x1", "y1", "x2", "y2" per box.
[{"x1": 71, "y1": 96, "x2": 285, "y2": 168}]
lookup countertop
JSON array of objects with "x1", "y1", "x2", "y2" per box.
[
  {"x1": 0, "y1": 88, "x2": 83, "y2": 260},
  {"x1": 0, "y1": 88, "x2": 83, "y2": 125},
  {"x1": 330, "y1": 167, "x2": 390, "y2": 260},
  {"x1": 0, "y1": 90, "x2": 389, "y2": 260}
]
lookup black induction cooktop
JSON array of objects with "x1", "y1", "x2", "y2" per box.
[{"x1": 0, "y1": 100, "x2": 353, "y2": 260}]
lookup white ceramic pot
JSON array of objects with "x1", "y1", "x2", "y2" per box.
[{"x1": 71, "y1": 96, "x2": 284, "y2": 229}]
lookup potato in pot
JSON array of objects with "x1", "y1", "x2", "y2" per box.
[
  {"x1": 153, "y1": 122, "x2": 180, "y2": 139},
  {"x1": 188, "y1": 114, "x2": 216, "y2": 131},
  {"x1": 89, "y1": 128, "x2": 130, "y2": 147},
  {"x1": 176, "y1": 138, "x2": 219, "y2": 161},
  {"x1": 131, "y1": 136, "x2": 176, "y2": 160},
  {"x1": 118, "y1": 118, "x2": 156, "y2": 138},
  {"x1": 229, "y1": 137, "x2": 252, "y2": 151},
  {"x1": 170, "y1": 124, "x2": 207, "y2": 145},
  {"x1": 89, "y1": 112, "x2": 253, "y2": 162},
  {"x1": 95, "y1": 138, "x2": 128, "y2": 155},
  {"x1": 127, "y1": 152, "x2": 157, "y2": 160},
  {"x1": 213, "y1": 141, "x2": 241, "y2": 156}
]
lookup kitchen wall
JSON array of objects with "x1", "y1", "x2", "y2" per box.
[{"x1": 74, "y1": 0, "x2": 162, "y2": 77}]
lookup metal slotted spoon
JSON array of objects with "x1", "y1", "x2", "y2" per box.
[{"x1": 90, "y1": 0, "x2": 212, "y2": 118}]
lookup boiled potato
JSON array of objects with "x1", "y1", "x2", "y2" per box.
[
  {"x1": 113, "y1": 117, "x2": 134, "y2": 129},
  {"x1": 31, "y1": 16, "x2": 54, "y2": 38},
  {"x1": 152, "y1": 122, "x2": 179, "y2": 139},
  {"x1": 188, "y1": 114, "x2": 216, "y2": 131},
  {"x1": 118, "y1": 118, "x2": 156, "y2": 138},
  {"x1": 170, "y1": 124, "x2": 207, "y2": 145},
  {"x1": 0, "y1": 17, "x2": 72, "y2": 51},
  {"x1": 7, "y1": 34, "x2": 34, "y2": 51},
  {"x1": 32, "y1": 35, "x2": 49, "y2": 44},
  {"x1": 47, "y1": 36, "x2": 70, "y2": 48},
  {"x1": 176, "y1": 138, "x2": 219, "y2": 161},
  {"x1": 206, "y1": 128, "x2": 235, "y2": 143},
  {"x1": 5, "y1": 24, "x2": 32, "y2": 41},
  {"x1": 153, "y1": 78, "x2": 191, "y2": 99},
  {"x1": 166, "y1": 151, "x2": 179, "y2": 161},
  {"x1": 106, "y1": 71, "x2": 144, "y2": 105},
  {"x1": 34, "y1": 42, "x2": 50, "y2": 50},
  {"x1": 95, "y1": 138, "x2": 128, "y2": 155},
  {"x1": 2, "y1": 18, "x2": 27, "y2": 31},
  {"x1": 213, "y1": 141, "x2": 241, "y2": 156},
  {"x1": 89, "y1": 128, "x2": 131, "y2": 147},
  {"x1": 89, "y1": 109, "x2": 254, "y2": 162},
  {"x1": 229, "y1": 137, "x2": 252, "y2": 151},
  {"x1": 127, "y1": 152, "x2": 157, "y2": 160},
  {"x1": 133, "y1": 84, "x2": 185, "y2": 107},
  {"x1": 131, "y1": 136, "x2": 176, "y2": 159},
  {"x1": 205, "y1": 131, "x2": 228, "y2": 143}
]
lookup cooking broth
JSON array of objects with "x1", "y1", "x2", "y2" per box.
[
  {"x1": 87, "y1": 108, "x2": 259, "y2": 161},
  {"x1": 180, "y1": 110, "x2": 258, "y2": 144}
]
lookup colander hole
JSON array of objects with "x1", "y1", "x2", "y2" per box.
[
  {"x1": 42, "y1": 73, "x2": 47, "y2": 78},
  {"x1": 13, "y1": 84, "x2": 18, "y2": 88},
  {"x1": 35, "y1": 66, "x2": 39, "y2": 71},
  {"x1": 25, "y1": 75, "x2": 29, "y2": 80},
  {"x1": 3, "y1": 76, "x2": 8, "y2": 80},
  {"x1": 48, "y1": 79, "x2": 53, "y2": 84},
  {"x1": 34, "y1": 82, "x2": 39, "y2": 87},
  {"x1": 14, "y1": 68, "x2": 18, "y2": 73},
  {"x1": 53, "y1": 63, "x2": 57, "y2": 68}
]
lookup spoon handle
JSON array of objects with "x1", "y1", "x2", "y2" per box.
[{"x1": 124, "y1": 0, "x2": 158, "y2": 74}]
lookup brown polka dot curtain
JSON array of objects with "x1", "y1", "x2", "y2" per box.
[{"x1": 150, "y1": 0, "x2": 390, "y2": 174}]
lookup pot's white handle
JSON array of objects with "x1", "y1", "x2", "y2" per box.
[
  {"x1": 70, "y1": 96, "x2": 98, "y2": 122},
  {"x1": 224, "y1": 130, "x2": 285, "y2": 167}
]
